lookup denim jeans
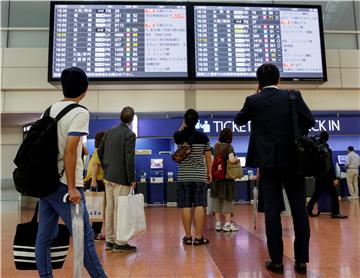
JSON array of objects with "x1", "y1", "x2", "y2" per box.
[{"x1": 35, "y1": 183, "x2": 107, "y2": 278}]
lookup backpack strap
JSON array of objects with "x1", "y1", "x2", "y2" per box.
[
  {"x1": 43, "y1": 103, "x2": 87, "y2": 120},
  {"x1": 55, "y1": 103, "x2": 87, "y2": 122},
  {"x1": 43, "y1": 106, "x2": 52, "y2": 117},
  {"x1": 216, "y1": 143, "x2": 228, "y2": 157},
  {"x1": 52, "y1": 103, "x2": 87, "y2": 177}
]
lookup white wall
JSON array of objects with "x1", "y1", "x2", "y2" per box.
[
  {"x1": 0, "y1": 48, "x2": 359, "y2": 114},
  {"x1": 1, "y1": 127, "x2": 22, "y2": 179}
]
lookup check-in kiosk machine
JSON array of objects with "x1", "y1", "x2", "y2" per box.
[
  {"x1": 137, "y1": 173, "x2": 148, "y2": 206},
  {"x1": 149, "y1": 159, "x2": 165, "y2": 204},
  {"x1": 166, "y1": 171, "x2": 177, "y2": 206}
]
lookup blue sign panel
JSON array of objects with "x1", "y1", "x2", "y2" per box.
[
  {"x1": 138, "y1": 117, "x2": 359, "y2": 137},
  {"x1": 89, "y1": 116, "x2": 359, "y2": 138},
  {"x1": 89, "y1": 119, "x2": 119, "y2": 138}
]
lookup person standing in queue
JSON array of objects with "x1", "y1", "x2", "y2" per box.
[
  {"x1": 234, "y1": 63, "x2": 315, "y2": 275},
  {"x1": 211, "y1": 128, "x2": 239, "y2": 232},
  {"x1": 306, "y1": 131, "x2": 347, "y2": 219},
  {"x1": 98, "y1": 106, "x2": 137, "y2": 253},
  {"x1": 174, "y1": 109, "x2": 212, "y2": 246}
]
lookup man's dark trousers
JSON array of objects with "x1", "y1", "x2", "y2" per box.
[
  {"x1": 260, "y1": 168, "x2": 310, "y2": 264},
  {"x1": 307, "y1": 177, "x2": 340, "y2": 215}
]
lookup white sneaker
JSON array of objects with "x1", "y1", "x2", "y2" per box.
[
  {"x1": 222, "y1": 223, "x2": 238, "y2": 232},
  {"x1": 215, "y1": 222, "x2": 222, "y2": 231}
]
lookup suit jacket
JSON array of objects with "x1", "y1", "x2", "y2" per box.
[
  {"x1": 234, "y1": 87, "x2": 315, "y2": 168},
  {"x1": 98, "y1": 122, "x2": 136, "y2": 185}
]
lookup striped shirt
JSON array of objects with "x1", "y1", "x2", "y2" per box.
[{"x1": 174, "y1": 129, "x2": 211, "y2": 183}]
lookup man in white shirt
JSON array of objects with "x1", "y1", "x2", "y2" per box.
[
  {"x1": 346, "y1": 146, "x2": 360, "y2": 199},
  {"x1": 35, "y1": 67, "x2": 107, "y2": 278}
]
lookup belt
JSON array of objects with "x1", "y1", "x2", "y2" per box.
[{"x1": 348, "y1": 168, "x2": 358, "y2": 169}]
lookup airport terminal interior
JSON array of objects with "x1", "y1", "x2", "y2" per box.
[{"x1": 1, "y1": 0, "x2": 360, "y2": 277}]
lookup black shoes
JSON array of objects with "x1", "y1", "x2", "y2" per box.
[
  {"x1": 265, "y1": 261, "x2": 284, "y2": 274},
  {"x1": 294, "y1": 262, "x2": 307, "y2": 274},
  {"x1": 112, "y1": 243, "x2": 137, "y2": 253},
  {"x1": 265, "y1": 261, "x2": 308, "y2": 275},
  {"x1": 105, "y1": 242, "x2": 113, "y2": 250},
  {"x1": 331, "y1": 214, "x2": 348, "y2": 219}
]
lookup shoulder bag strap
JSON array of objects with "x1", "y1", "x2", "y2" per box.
[
  {"x1": 31, "y1": 202, "x2": 39, "y2": 224},
  {"x1": 187, "y1": 132, "x2": 195, "y2": 148},
  {"x1": 55, "y1": 103, "x2": 87, "y2": 122},
  {"x1": 288, "y1": 90, "x2": 301, "y2": 138}
]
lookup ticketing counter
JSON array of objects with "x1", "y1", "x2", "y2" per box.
[{"x1": 84, "y1": 111, "x2": 360, "y2": 208}]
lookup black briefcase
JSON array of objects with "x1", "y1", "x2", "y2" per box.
[{"x1": 13, "y1": 202, "x2": 70, "y2": 270}]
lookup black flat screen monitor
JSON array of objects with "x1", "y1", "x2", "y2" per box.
[
  {"x1": 193, "y1": 4, "x2": 327, "y2": 81},
  {"x1": 49, "y1": 2, "x2": 189, "y2": 81}
]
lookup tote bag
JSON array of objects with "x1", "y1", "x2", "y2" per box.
[
  {"x1": 13, "y1": 202, "x2": 70, "y2": 270},
  {"x1": 116, "y1": 189, "x2": 146, "y2": 242},
  {"x1": 226, "y1": 159, "x2": 244, "y2": 180},
  {"x1": 85, "y1": 191, "x2": 105, "y2": 222}
]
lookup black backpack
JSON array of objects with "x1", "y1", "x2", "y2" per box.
[{"x1": 13, "y1": 103, "x2": 85, "y2": 198}]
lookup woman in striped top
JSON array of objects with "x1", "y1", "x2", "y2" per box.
[{"x1": 174, "y1": 109, "x2": 212, "y2": 246}]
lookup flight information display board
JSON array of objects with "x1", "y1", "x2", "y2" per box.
[
  {"x1": 194, "y1": 5, "x2": 326, "y2": 81},
  {"x1": 49, "y1": 3, "x2": 188, "y2": 80}
]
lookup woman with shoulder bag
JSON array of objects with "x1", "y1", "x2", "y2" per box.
[{"x1": 211, "y1": 128, "x2": 239, "y2": 232}]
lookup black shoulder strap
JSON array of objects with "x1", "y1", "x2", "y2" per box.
[
  {"x1": 288, "y1": 90, "x2": 300, "y2": 137},
  {"x1": 43, "y1": 106, "x2": 52, "y2": 117},
  {"x1": 55, "y1": 103, "x2": 87, "y2": 122},
  {"x1": 186, "y1": 131, "x2": 195, "y2": 147}
]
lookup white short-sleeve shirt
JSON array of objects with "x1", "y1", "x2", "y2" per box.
[{"x1": 50, "y1": 101, "x2": 89, "y2": 187}]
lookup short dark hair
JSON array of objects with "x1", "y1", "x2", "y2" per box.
[
  {"x1": 319, "y1": 131, "x2": 329, "y2": 142},
  {"x1": 348, "y1": 146, "x2": 354, "y2": 152},
  {"x1": 94, "y1": 131, "x2": 105, "y2": 148},
  {"x1": 184, "y1": 109, "x2": 199, "y2": 129},
  {"x1": 256, "y1": 63, "x2": 280, "y2": 88},
  {"x1": 120, "y1": 106, "x2": 135, "y2": 124},
  {"x1": 219, "y1": 128, "x2": 233, "y2": 144},
  {"x1": 61, "y1": 67, "x2": 88, "y2": 98}
]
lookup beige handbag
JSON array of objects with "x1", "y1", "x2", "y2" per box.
[
  {"x1": 226, "y1": 158, "x2": 244, "y2": 180},
  {"x1": 85, "y1": 191, "x2": 105, "y2": 222}
]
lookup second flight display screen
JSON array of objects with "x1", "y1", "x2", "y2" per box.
[{"x1": 194, "y1": 5, "x2": 324, "y2": 79}]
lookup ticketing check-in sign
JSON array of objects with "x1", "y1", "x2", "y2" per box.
[{"x1": 137, "y1": 117, "x2": 359, "y2": 137}]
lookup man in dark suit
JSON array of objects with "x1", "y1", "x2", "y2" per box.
[
  {"x1": 234, "y1": 63, "x2": 315, "y2": 274},
  {"x1": 98, "y1": 106, "x2": 137, "y2": 253}
]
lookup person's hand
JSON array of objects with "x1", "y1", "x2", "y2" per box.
[
  {"x1": 90, "y1": 181, "x2": 97, "y2": 189},
  {"x1": 207, "y1": 174, "x2": 212, "y2": 184},
  {"x1": 68, "y1": 188, "x2": 81, "y2": 204},
  {"x1": 333, "y1": 179, "x2": 339, "y2": 187},
  {"x1": 131, "y1": 182, "x2": 136, "y2": 189}
]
